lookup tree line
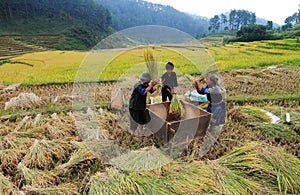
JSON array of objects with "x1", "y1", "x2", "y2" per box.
[
  {"x1": 208, "y1": 9, "x2": 256, "y2": 33},
  {"x1": 94, "y1": 0, "x2": 209, "y2": 36}
]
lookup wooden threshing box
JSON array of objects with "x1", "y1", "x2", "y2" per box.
[{"x1": 147, "y1": 100, "x2": 211, "y2": 143}]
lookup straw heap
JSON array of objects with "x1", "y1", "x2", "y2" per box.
[{"x1": 143, "y1": 47, "x2": 158, "y2": 80}]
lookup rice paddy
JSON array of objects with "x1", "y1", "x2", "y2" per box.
[{"x1": 0, "y1": 38, "x2": 300, "y2": 194}]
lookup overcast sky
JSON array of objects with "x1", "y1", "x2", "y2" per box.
[{"x1": 144, "y1": 0, "x2": 299, "y2": 25}]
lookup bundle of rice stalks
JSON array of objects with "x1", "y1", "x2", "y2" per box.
[
  {"x1": 185, "y1": 74, "x2": 204, "y2": 89},
  {"x1": 22, "y1": 183, "x2": 78, "y2": 195},
  {"x1": 240, "y1": 106, "x2": 272, "y2": 123},
  {"x1": 0, "y1": 135, "x2": 34, "y2": 150},
  {"x1": 16, "y1": 163, "x2": 60, "y2": 188},
  {"x1": 82, "y1": 141, "x2": 300, "y2": 194},
  {"x1": 0, "y1": 149, "x2": 26, "y2": 175},
  {"x1": 15, "y1": 124, "x2": 49, "y2": 139},
  {"x1": 0, "y1": 173, "x2": 18, "y2": 195},
  {"x1": 247, "y1": 122, "x2": 299, "y2": 143},
  {"x1": 211, "y1": 161, "x2": 264, "y2": 194},
  {"x1": 143, "y1": 47, "x2": 158, "y2": 80},
  {"x1": 184, "y1": 74, "x2": 197, "y2": 89},
  {"x1": 54, "y1": 142, "x2": 97, "y2": 179},
  {"x1": 14, "y1": 115, "x2": 32, "y2": 131},
  {"x1": 22, "y1": 139, "x2": 74, "y2": 170},
  {"x1": 109, "y1": 146, "x2": 171, "y2": 171},
  {"x1": 0, "y1": 124, "x2": 10, "y2": 136},
  {"x1": 216, "y1": 142, "x2": 300, "y2": 194},
  {"x1": 4, "y1": 92, "x2": 42, "y2": 111},
  {"x1": 258, "y1": 143, "x2": 300, "y2": 194},
  {"x1": 46, "y1": 122, "x2": 78, "y2": 140},
  {"x1": 169, "y1": 95, "x2": 184, "y2": 119},
  {"x1": 228, "y1": 106, "x2": 272, "y2": 123},
  {"x1": 157, "y1": 161, "x2": 215, "y2": 194},
  {"x1": 84, "y1": 167, "x2": 141, "y2": 195}
]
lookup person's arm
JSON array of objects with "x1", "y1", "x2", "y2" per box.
[
  {"x1": 195, "y1": 79, "x2": 206, "y2": 94},
  {"x1": 172, "y1": 72, "x2": 178, "y2": 94},
  {"x1": 141, "y1": 80, "x2": 158, "y2": 95}
]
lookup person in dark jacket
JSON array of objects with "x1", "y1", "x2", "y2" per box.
[
  {"x1": 161, "y1": 62, "x2": 178, "y2": 102},
  {"x1": 129, "y1": 72, "x2": 158, "y2": 132},
  {"x1": 195, "y1": 73, "x2": 226, "y2": 125}
]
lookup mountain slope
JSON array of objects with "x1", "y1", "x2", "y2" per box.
[
  {"x1": 0, "y1": 0, "x2": 112, "y2": 50},
  {"x1": 94, "y1": 0, "x2": 209, "y2": 36}
]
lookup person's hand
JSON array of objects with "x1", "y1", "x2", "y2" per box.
[
  {"x1": 151, "y1": 80, "x2": 158, "y2": 86},
  {"x1": 171, "y1": 89, "x2": 176, "y2": 94}
]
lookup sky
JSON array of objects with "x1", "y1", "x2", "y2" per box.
[{"x1": 144, "y1": 0, "x2": 299, "y2": 25}]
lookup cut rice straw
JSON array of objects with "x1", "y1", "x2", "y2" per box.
[
  {"x1": 143, "y1": 47, "x2": 158, "y2": 80},
  {"x1": 169, "y1": 95, "x2": 184, "y2": 118},
  {"x1": 0, "y1": 172, "x2": 18, "y2": 195}
]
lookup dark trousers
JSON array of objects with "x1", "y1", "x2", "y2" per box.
[
  {"x1": 129, "y1": 108, "x2": 150, "y2": 131},
  {"x1": 161, "y1": 88, "x2": 172, "y2": 102}
]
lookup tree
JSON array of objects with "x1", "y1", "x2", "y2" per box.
[
  {"x1": 221, "y1": 13, "x2": 228, "y2": 31},
  {"x1": 229, "y1": 9, "x2": 237, "y2": 30},
  {"x1": 266, "y1": 21, "x2": 273, "y2": 30},
  {"x1": 236, "y1": 24, "x2": 267, "y2": 41},
  {"x1": 209, "y1": 15, "x2": 220, "y2": 33}
]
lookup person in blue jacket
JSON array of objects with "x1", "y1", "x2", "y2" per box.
[
  {"x1": 129, "y1": 72, "x2": 158, "y2": 132},
  {"x1": 195, "y1": 73, "x2": 226, "y2": 125}
]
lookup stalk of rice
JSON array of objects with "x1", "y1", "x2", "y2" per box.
[
  {"x1": 54, "y1": 142, "x2": 96, "y2": 177},
  {"x1": 185, "y1": 74, "x2": 204, "y2": 89},
  {"x1": 22, "y1": 139, "x2": 73, "y2": 169},
  {"x1": 0, "y1": 149, "x2": 26, "y2": 175},
  {"x1": 258, "y1": 143, "x2": 300, "y2": 194},
  {"x1": 0, "y1": 173, "x2": 18, "y2": 195},
  {"x1": 169, "y1": 95, "x2": 183, "y2": 118},
  {"x1": 143, "y1": 47, "x2": 158, "y2": 80},
  {"x1": 17, "y1": 162, "x2": 60, "y2": 187},
  {"x1": 84, "y1": 168, "x2": 141, "y2": 195},
  {"x1": 22, "y1": 183, "x2": 78, "y2": 195},
  {"x1": 216, "y1": 141, "x2": 300, "y2": 194},
  {"x1": 240, "y1": 106, "x2": 272, "y2": 123}
]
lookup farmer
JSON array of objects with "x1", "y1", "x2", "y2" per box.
[
  {"x1": 161, "y1": 61, "x2": 178, "y2": 102},
  {"x1": 195, "y1": 73, "x2": 226, "y2": 125},
  {"x1": 129, "y1": 72, "x2": 158, "y2": 132}
]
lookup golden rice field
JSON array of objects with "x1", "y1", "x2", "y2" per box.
[
  {"x1": 0, "y1": 39, "x2": 299, "y2": 84},
  {"x1": 209, "y1": 39, "x2": 300, "y2": 70},
  {"x1": 1, "y1": 38, "x2": 300, "y2": 194}
]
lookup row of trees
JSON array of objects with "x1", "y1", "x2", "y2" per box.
[
  {"x1": 95, "y1": 0, "x2": 208, "y2": 36},
  {"x1": 208, "y1": 9, "x2": 256, "y2": 33}
]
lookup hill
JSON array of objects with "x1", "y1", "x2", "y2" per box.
[
  {"x1": 0, "y1": 0, "x2": 112, "y2": 51},
  {"x1": 94, "y1": 0, "x2": 209, "y2": 36}
]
